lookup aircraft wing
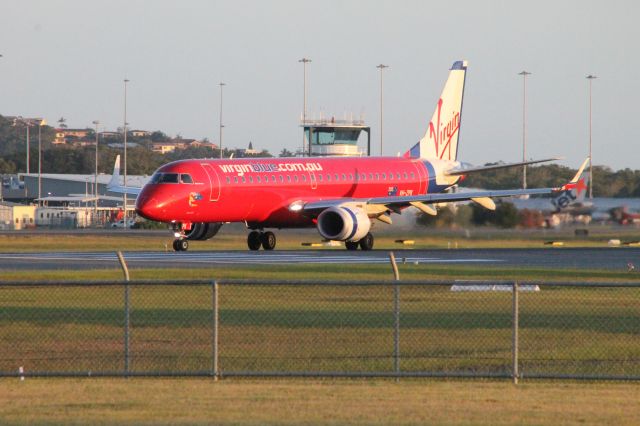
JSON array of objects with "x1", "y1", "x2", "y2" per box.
[
  {"x1": 445, "y1": 158, "x2": 561, "y2": 176},
  {"x1": 106, "y1": 184, "x2": 142, "y2": 197},
  {"x1": 301, "y1": 187, "x2": 559, "y2": 216}
]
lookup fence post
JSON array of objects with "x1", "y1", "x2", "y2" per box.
[
  {"x1": 512, "y1": 280, "x2": 519, "y2": 385},
  {"x1": 212, "y1": 280, "x2": 219, "y2": 381},
  {"x1": 389, "y1": 252, "x2": 400, "y2": 377},
  {"x1": 116, "y1": 251, "x2": 131, "y2": 377}
]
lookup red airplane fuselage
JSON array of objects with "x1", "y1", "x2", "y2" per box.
[{"x1": 135, "y1": 156, "x2": 442, "y2": 228}]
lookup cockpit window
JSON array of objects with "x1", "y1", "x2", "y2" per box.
[
  {"x1": 150, "y1": 173, "x2": 179, "y2": 184},
  {"x1": 181, "y1": 174, "x2": 193, "y2": 184}
]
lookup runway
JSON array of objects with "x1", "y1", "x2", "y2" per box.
[{"x1": 0, "y1": 248, "x2": 637, "y2": 271}]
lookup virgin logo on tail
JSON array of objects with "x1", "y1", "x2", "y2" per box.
[{"x1": 429, "y1": 98, "x2": 460, "y2": 160}]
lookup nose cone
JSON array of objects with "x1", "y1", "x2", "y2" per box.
[{"x1": 135, "y1": 194, "x2": 160, "y2": 221}]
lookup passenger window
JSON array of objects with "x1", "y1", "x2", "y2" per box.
[
  {"x1": 349, "y1": 173, "x2": 353, "y2": 181},
  {"x1": 410, "y1": 172, "x2": 415, "y2": 179},
  {"x1": 302, "y1": 175, "x2": 306, "y2": 182},
  {"x1": 226, "y1": 177, "x2": 231, "y2": 184},
  {"x1": 334, "y1": 174, "x2": 339, "y2": 181},
  {"x1": 403, "y1": 172, "x2": 408, "y2": 179},
  {"x1": 382, "y1": 173, "x2": 386, "y2": 180},
  {"x1": 249, "y1": 176, "x2": 253, "y2": 183},
  {"x1": 294, "y1": 175, "x2": 299, "y2": 182},
  {"x1": 271, "y1": 175, "x2": 276, "y2": 182},
  {"x1": 180, "y1": 174, "x2": 194, "y2": 184},
  {"x1": 369, "y1": 173, "x2": 373, "y2": 180},
  {"x1": 397, "y1": 173, "x2": 401, "y2": 180},
  {"x1": 234, "y1": 177, "x2": 239, "y2": 184},
  {"x1": 326, "y1": 174, "x2": 331, "y2": 181},
  {"x1": 361, "y1": 174, "x2": 366, "y2": 181},
  {"x1": 287, "y1": 175, "x2": 291, "y2": 182},
  {"x1": 375, "y1": 173, "x2": 379, "y2": 180},
  {"x1": 256, "y1": 176, "x2": 261, "y2": 183},
  {"x1": 279, "y1": 175, "x2": 284, "y2": 183},
  {"x1": 318, "y1": 174, "x2": 323, "y2": 182}
]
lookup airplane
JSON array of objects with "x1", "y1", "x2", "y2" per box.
[{"x1": 112, "y1": 60, "x2": 577, "y2": 252}]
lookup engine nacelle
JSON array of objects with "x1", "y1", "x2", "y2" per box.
[
  {"x1": 184, "y1": 222, "x2": 223, "y2": 241},
  {"x1": 317, "y1": 205, "x2": 371, "y2": 242}
]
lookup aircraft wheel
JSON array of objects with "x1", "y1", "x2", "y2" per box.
[
  {"x1": 173, "y1": 239, "x2": 189, "y2": 252},
  {"x1": 345, "y1": 241, "x2": 359, "y2": 250},
  {"x1": 359, "y1": 233, "x2": 374, "y2": 251},
  {"x1": 247, "y1": 231, "x2": 262, "y2": 251},
  {"x1": 261, "y1": 231, "x2": 276, "y2": 250}
]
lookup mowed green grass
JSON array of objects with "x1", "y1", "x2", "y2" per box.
[
  {"x1": 1, "y1": 379, "x2": 639, "y2": 425},
  {"x1": 1, "y1": 277, "x2": 638, "y2": 377}
]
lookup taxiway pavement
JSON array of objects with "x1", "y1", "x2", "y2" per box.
[{"x1": 0, "y1": 248, "x2": 636, "y2": 271}]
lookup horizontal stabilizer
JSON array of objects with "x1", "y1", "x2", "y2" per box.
[{"x1": 445, "y1": 158, "x2": 561, "y2": 176}]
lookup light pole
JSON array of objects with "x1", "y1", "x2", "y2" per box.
[
  {"x1": 219, "y1": 82, "x2": 225, "y2": 159},
  {"x1": 123, "y1": 78, "x2": 129, "y2": 220},
  {"x1": 518, "y1": 70, "x2": 531, "y2": 190},
  {"x1": 25, "y1": 120, "x2": 31, "y2": 175},
  {"x1": 299, "y1": 58, "x2": 311, "y2": 155},
  {"x1": 377, "y1": 64, "x2": 389, "y2": 156},
  {"x1": 586, "y1": 74, "x2": 597, "y2": 199},
  {"x1": 38, "y1": 118, "x2": 46, "y2": 202},
  {"x1": 92, "y1": 120, "x2": 100, "y2": 213}
]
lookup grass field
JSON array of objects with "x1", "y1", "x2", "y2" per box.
[
  {"x1": 0, "y1": 379, "x2": 639, "y2": 425},
  {"x1": 0, "y1": 231, "x2": 639, "y2": 425}
]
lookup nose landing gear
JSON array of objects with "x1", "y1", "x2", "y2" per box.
[
  {"x1": 172, "y1": 239, "x2": 189, "y2": 252},
  {"x1": 247, "y1": 230, "x2": 277, "y2": 251}
]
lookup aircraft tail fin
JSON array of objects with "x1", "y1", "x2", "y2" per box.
[
  {"x1": 551, "y1": 158, "x2": 590, "y2": 210},
  {"x1": 108, "y1": 155, "x2": 121, "y2": 188},
  {"x1": 405, "y1": 60, "x2": 468, "y2": 160}
]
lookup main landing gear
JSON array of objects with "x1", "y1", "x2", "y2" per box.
[
  {"x1": 345, "y1": 232, "x2": 374, "y2": 251},
  {"x1": 248, "y1": 230, "x2": 276, "y2": 251}
]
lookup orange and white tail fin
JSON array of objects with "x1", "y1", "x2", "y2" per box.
[
  {"x1": 405, "y1": 60, "x2": 467, "y2": 160},
  {"x1": 552, "y1": 158, "x2": 590, "y2": 210}
]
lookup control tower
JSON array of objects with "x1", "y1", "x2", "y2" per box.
[{"x1": 302, "y1": 117, "x2": 371, "y2": 157}]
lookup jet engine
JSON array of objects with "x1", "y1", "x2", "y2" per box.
[
  {"x1": 184, "y1": 222, "x2": 223, "y2": 240},
  {"x1": 317, "y1": 205, "x2": 371, "y2": 242}
]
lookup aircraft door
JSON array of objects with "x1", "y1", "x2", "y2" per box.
[
  {"x1": 200, "y1": 163, "x2": 221, "y2": 201},
  {"x1": 413, "y1": 161, "x2": 427, "y2": 194},
  {"x1": 309, "y1": 171, "x2": 317, "y2": 189}
]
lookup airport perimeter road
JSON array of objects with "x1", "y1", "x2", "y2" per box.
[{"x1": 0, "y1": 248, "x2": 638, "y2": 271}]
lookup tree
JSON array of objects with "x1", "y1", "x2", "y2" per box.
[
  {"x1": 57, "y1": 117, "x2": 67, "y2": 129},
  {"x1": 279, "y1": 148, "x2": 294, "y2": 157}
]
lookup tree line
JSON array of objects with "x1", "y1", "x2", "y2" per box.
[
  {"x1": 461, "y1": 162, "x2": 640, "y2": 198},
  {"x1": 1, "y1": 115, "x2": 639, "y2": 196}
]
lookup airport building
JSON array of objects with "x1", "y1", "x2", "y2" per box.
[
  {"x1": 0, "y1": 172, "x2": 149, "y2": 229},
  {"x1": 302, "y1": 117, "x2": 371, "y2": 157}
]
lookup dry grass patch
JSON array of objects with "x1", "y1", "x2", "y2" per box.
[{"x1": 0, "y1": 379, "x2": 638, "y2": 425}]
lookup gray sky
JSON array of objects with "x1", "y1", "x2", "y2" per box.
[{"x1": 1, "y1": 0, "x2": 638, "y2": 169}]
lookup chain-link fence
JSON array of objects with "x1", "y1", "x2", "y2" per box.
[{"x1": 0, "y1": 279, "x2": 638, "y2": 380}]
